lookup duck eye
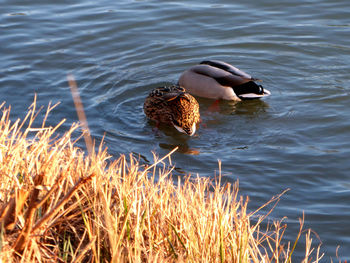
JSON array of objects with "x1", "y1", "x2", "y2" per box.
[{"x1": 156, "y1": 90, "x2": 162, "y2": 96}]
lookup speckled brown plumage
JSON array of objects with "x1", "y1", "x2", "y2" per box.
[{"x1": 143, "y1": 85, "x2": 200, "y2": 136}]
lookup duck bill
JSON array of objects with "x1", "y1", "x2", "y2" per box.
[
  {"x1": 173, "y1": 123, "x2": 196, "y2": 136},
  {"x1": 189, "y1": 122, "x2": 196, "y2": 136}
]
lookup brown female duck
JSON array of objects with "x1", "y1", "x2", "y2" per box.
[{"x1": 143, "y1": 85, "x2": 200, "y2": 136}]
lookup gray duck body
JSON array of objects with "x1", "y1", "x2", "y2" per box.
[{"x1": 178, "y1": 60, "x2": 271, "y2": 100}]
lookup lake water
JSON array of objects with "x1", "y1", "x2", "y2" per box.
[{"x1": 1, "y1": 0, "x2": 350, "y2": 260}]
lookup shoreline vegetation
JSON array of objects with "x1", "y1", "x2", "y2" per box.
[{"x1": 0, "y1": 97, "x2": 324, "y2": 262}]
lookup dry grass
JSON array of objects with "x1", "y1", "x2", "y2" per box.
[{"x1": 0, "y1": 98, "x2": 324, "y2": 262}]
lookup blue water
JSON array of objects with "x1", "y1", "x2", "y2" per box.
[{"x1": 1, "y1": 0, "x2": 350, "y2": 259}]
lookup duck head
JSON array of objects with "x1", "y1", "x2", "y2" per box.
[
  {"x1": 168, "y1": 91, "x2": 199, "y2": 136},
  {"x1": 172, "y1": 117, "x2": 197, "y2": 136}
]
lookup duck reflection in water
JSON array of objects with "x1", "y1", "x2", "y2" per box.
[{"x1": 159, "y1": 142, "x2": 200, "y2": 155}]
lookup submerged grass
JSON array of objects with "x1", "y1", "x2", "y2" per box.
[{"x1": 0, "y1": 98, "x2": 324, "y2": 262}]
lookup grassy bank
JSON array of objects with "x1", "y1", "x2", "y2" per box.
[{"x1": 0, "y1": 100, "x2": 323, "y2": 262}]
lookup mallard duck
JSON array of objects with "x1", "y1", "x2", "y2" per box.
[
  {"x1": 143, "y1": 85, "x2": 200, "y2": 136},
  {"x1": 178, "y1": 60, "x2": 271, "y2": 100}
]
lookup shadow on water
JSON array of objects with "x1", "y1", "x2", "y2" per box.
[
  {"x1": 227, "y1": 99, "x2": 270, "y2": 116},
  {"x1": 145, "y1": 120, "x2": 201, "y2": 155},
  {"x1": 196, "y1": 97, "x2": 270, "y2": 116},
  {"x1": 159, "y1": 142, "x2": 200, "y2": 155}
]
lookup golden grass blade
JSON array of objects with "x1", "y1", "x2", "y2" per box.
[
  {"x1": 71, "y1": 236, "x2": 96, "y2": 263},
  {"x1": 287, "y1": 213, "x2": 304, "y2": 263},
  {"x1": 168, "y1": 220, "x2": 187, "y2": 254},
  {"x1": 67, "y1": 74, "x2": 93, "y2": 156}
]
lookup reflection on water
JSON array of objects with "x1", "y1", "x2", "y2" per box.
[
  {"x1": 159, "y1": 143, "x2": 200, "y2": 155},
  {"x1": 230, "y1": 100, "x2": 270, "y2": 116},
  {"x1": 198, "y1": 98, "x2": 270, "y2": 116},
  {"x1": 146, "y1": 121, "x2": 201, "y2": 155}
]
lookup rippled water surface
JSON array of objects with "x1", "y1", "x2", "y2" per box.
[{"x1": 1, "y1": 0, "x2": 350, "y2": 259}]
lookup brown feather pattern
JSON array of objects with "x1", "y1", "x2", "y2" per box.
[{"x1": 143, "y1": 85, "x2": 200, "y2": 135}]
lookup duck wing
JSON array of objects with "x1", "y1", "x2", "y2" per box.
[
  {"x1": 200, "y1": 60, "x2": 256, "y2": 80},
  {"x1": 151, "y1": 86, "x2": 190, "y2": 102},
  {"x1": 162, "y1": 92, "x2": 185, "y2": 102},
  {"x1": 192, "y1": 63, "x2": 251, "y2": 88}
]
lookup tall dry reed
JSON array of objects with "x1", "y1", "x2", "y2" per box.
[{"x1": 0, "y1": 98, "x2": 323, "y2": 262}]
